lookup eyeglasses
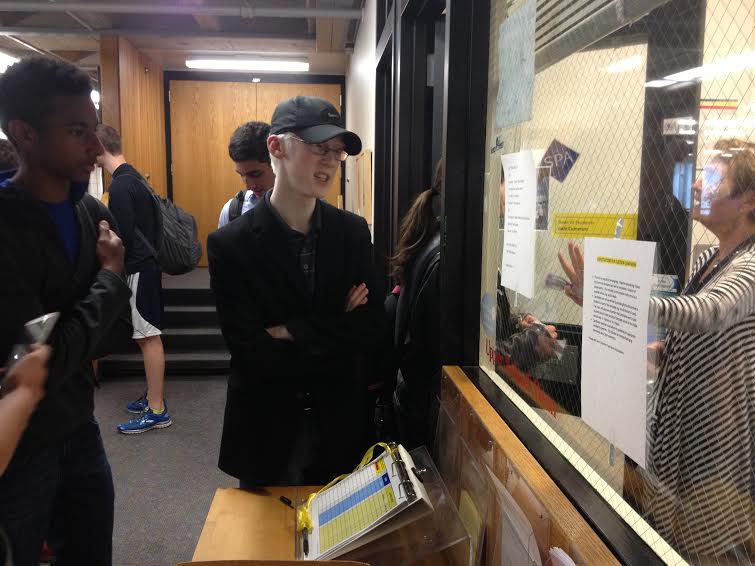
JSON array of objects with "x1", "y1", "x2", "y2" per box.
[{"x1": 288, "y1": 135, "x2": 348, "y2": 162}]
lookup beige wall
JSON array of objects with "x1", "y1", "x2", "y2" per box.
[{"x1": 344, "y1": 0, "x2": 376, "y2": 223}]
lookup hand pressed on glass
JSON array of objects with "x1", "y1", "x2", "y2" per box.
[{"x1": 557, "y1": 241, "x2": 584, "y2": 305}]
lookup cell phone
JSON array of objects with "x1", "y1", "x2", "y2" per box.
[
  {"x1": 544, "y1": 273, "x2": 569, "y2": 291},
  {"x1": 4, "y1": 312, "x2": 59, "y2": 370}
]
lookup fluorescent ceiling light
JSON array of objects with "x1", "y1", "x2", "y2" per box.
[
  {"x1": 186, "y1": 59, "x2": 309, "y2": 72},
  {"x1": 0, "y1": 51, "x2": 18, "y2": 73},
  {"x1": 645, "y1": 79, "x2": 675, "y2": 88},
  {"x1": 606, "y1": 55, "x2": 643, "y2": 73},
  {"x1": 665, "y1": 50, "x2": 755, "y2": 82}
]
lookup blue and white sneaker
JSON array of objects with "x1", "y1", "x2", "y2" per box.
[
  {"x1": 118, "y1": 407, "x2": 173, "y2": 434},
  {"x1": 126, "y1": 392, "x2": 148, "y2": 414},
  {"x1": 127, "y1": 394, "x2": 168, "y2": 415}
]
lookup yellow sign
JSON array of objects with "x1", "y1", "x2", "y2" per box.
[
  {"x1": 597, "y1": 256, "x2": 637, "y2": 268},
  {"x1": 553, "y1": 213, "x2": 638, "y2": 239}
]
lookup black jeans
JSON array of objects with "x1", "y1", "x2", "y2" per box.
[{"x1": 0, "y1": 419, "x2": 114, "y2": 566}]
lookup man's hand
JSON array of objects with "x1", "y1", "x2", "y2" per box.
[
  {"x1": 266, "y1": 325, "x2": 294, "y2": 341},
  {"x1": 344, "y1": 283, "x2": 369, "y2": 312},
  {"x1": 558, "y1": 241, "x2": 584, "y2": 306},
  {"x1": 96, "y1": 220, "x2": 125, "y2": 275},
  {"x1": 2, "y1": 344, "x2": 51, "y2": 402},
  {"x1": 520, "y1": 314, "x2": 559, "y2": 358},
  {"x1": 520, "y1": 314, "x2": 538, "y2": 329},
  {"x1": 534, "y1": 324, "x2": 559, "y2": 358}
]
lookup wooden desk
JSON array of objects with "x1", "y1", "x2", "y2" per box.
[{"x1": 192, "y1": 487, "x2": 300, "y2": 562}]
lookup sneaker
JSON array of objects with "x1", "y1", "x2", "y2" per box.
[
  {"x1": 118, "y1": 407, "x2": 173, "y2": 434},
  {"x1": 126, "y1": 392, "x2": 148, "y2": 414},
  {"x1": 126, "y1": 394, "x2": 168, "y2": 415}
]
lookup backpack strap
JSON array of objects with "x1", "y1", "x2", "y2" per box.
[{"x1": 228, "y1": 190, "x2": 246, "y2": 222}]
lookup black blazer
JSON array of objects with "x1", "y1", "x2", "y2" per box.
[
  {"x1": 207, "y1": 197, "x2": 384, "y2": 485},
  {"x1": 0, "y1": 186, "x2": 132, "y2": 463}
]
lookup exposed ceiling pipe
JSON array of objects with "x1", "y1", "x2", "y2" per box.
[
  {"x1": 4, "y1": 34, "x2": 45, "y2": 55},
  {"x1": 0, "y1": 26, "x2": 318, "y2": 42},
  {"x1": 65, "y1": 11, "x2": 95, "y2": 32},
  {"x1": 0, "y1": 3, "x2": 362, "y2": 20},
  {"x1": 3, "y1": 35, "x2": 98, "y2": 80}
]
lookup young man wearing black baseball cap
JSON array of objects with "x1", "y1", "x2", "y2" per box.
[{"x1": 208, "y1": 96, "x2": 384, "y2": 487}]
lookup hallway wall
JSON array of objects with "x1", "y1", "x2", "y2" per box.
[{"x1": 345, "y1": 0, "x2": 376, "y2": 223}]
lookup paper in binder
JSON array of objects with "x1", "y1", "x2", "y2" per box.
[{"x1": 299, "y1": 444, "x2": 433, "y2": 561}]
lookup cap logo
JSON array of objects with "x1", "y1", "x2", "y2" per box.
[{"x1": 321, "y1": 109, "x2": 340, "y2": 123}]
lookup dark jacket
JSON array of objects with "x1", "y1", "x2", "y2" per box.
[
  {"x1": 107, "y1": 163, "x2": 160, "y2": 274},
  {"x1": 0, "y1": 176, "x2": 132, "y2": 463},
  {"x1": 392, "y1": 233, "x2": 441, "y2": 449},
  {"x1": 207, "y1": 196, "x2": 384, "y2": 485}
]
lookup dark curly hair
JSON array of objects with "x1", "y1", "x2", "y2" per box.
[
  {"x1": 228, "y1": 121, "x2": 271, "y2": 163},
  {"x1": 0, "y1": 56, "x2": 92, "y2": 141}
]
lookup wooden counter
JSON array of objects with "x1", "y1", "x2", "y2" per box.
[
  {"x1": 442, "y1": 366, "x2": 619, "y2": 565},
  {"x1": 192, "y1": 487, "x2": 299, "y2": 562}
]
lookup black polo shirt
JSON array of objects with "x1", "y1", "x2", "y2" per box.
[{"x1": 265, "y1": 191, "x2": 322, "y2": 297}]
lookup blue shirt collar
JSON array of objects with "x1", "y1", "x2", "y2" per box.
[{"x1": 0, "y1": 168, "x2": 88, "y2": 202}]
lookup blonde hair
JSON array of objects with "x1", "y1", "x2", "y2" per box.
[{"x1": 713, "y1": 139, "x2": 755, "y2": 221}]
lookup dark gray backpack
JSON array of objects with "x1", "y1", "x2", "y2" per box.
[
  {"x1": 228, "y1": 190, "x2": 246, "y2": 223},
  {"x1": 128, "y1": 174, "x2": 203, "y2": 275}
]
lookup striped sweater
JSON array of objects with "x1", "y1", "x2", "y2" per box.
[{"x1": 644, "y1": 240, "x2": 755, "y2": 559}]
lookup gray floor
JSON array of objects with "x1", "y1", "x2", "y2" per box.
[
  {"x1": 94, "y1": 377, "x2": 234, "y2": 566},
  {"x1": 162, "y1": 268, "x2": 210, "y2": 290}
]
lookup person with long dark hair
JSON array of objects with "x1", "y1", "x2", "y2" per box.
[{"x1": 390, "y1": 163, "x2": 443, "y2": 450}]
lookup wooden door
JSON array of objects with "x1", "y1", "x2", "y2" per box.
[
  {"x1": 169, "y1": 80, "x2": 257, "y2": 266},
  {"x1": 256, "y1": 83, "x2": 344, "y2": 209},
  {"x1": 169, "y1": 80, "x2": 345, "y2": 266}
]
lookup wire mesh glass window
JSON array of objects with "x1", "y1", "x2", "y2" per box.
[{"x1": 479, "y1": 0, "x2": 755, "y2": 563}]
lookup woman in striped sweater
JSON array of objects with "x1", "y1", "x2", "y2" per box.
[
  {"x1": 645, "y1": 140, "x2": 755, "y2": 561},
  {"x1": 560, "y1": 140, "x2": 755, "y2": 561}
]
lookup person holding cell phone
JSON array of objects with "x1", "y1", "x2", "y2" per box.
[
  {"x1": 0, "y1": 57, "x2": 132, "y2": 566},
  {"x1": 0, "y1": 345, "x2": 51, "y2": 476}
]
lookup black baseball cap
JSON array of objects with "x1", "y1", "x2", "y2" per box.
[{"x1": 270, "y1": 95, "x2": 362, "y2": 156}]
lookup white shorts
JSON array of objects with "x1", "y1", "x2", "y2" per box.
[{"x1": 127, "y1": 271, "x2": 163, "y2": 340}]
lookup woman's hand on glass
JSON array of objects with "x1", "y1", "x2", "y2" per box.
[{"x1": 558, "y1": 241, "x2": 584, "y2": 306}]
